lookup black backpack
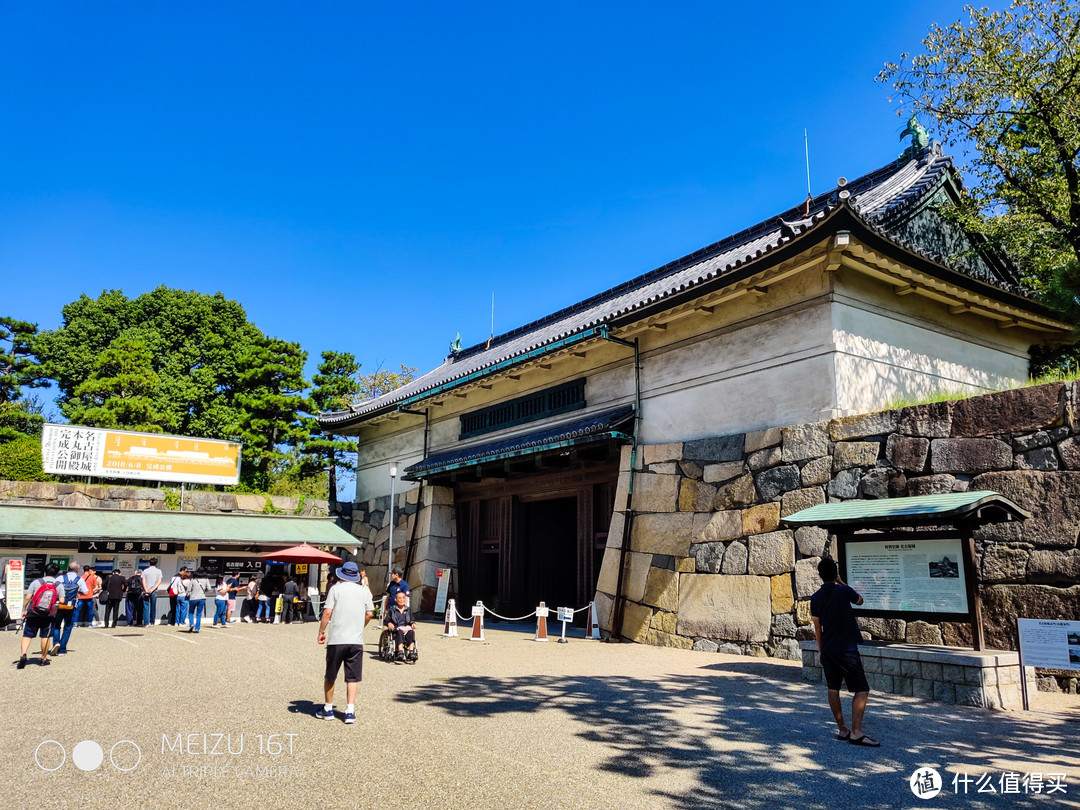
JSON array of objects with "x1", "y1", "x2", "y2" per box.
[{"x1": 127, "y1": 574, "x2": 144, "y2": 596}]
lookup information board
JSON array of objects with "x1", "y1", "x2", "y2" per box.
[
  {"x1": 1018, "y1": 619, "x2": 1080, "y2": 672},
  {"x1": 41, "y1": 424, "x2": 241, "y2": 486},
  {"x1": 434, "y1": 568, "x2": 452, "y2": 614},
  {"x1": 5, "y1": 560, "x2": 25, "y2": 619},
  {"x1": 24, "y1": 554, "x2": 47, "y2": 580},
  {"x1": 846, "y1": 538, "x2": 968, "y2": 615}
]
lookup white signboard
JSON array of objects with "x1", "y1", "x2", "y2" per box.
[
  {"x1": 846, "y1": 538, "x2": 968, "y2": 614},
  {"x1": 471, "y1": 604, "x2": 484, "y2": 618},
  {"x1": 557, "y1": 607, "x2": 574, "y2": 622},
  {"x1": 1018, "y1": 619, "x2": 1080, "y2": 672},
  {"x1": 41, "y1": 424, "x2": 242, "y2": 486},
  {"x1": 434, "y1": 568, "x2": 452, "y2": 614},
  {"x1": 5, "y1": 560, "x2": 25, "y2": 619}
]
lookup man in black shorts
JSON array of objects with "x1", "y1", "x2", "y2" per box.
[
  {"x1": 810, "y1": 557, "x2": 880, "y2": 747},
  {"x1": 316, "y1": 561, "x2": 374, "y2": 724}
]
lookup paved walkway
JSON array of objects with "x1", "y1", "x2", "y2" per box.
[{"x1": 2, "y1": 620, "x2": 1078, "y2": 808}]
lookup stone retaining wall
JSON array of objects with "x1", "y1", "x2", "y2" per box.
[
  {"x1": 0, "y1": 479, "x2": 329, "y2": 516},
  {"x1": 594, "y1": 380, "x2": 1080, "y2": 660}
]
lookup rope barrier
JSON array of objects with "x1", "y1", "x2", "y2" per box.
[{"x1": 483, "y1": 607, "x2": 538, "y2": 622}]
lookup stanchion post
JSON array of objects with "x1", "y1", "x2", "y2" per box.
[
  {"x1": 534, "y1": 602, "x2": 549, "y2": 642},
  {"x1": 585, "y1": 602, "x2": 600, "y2": 640},
  {"x1": 442, "y1": 598, "x2": 458, "y2": 637},
  {"x1": 469, "y1": 601, "x2": 485, "y2": 642}
]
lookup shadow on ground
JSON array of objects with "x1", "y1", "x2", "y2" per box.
[{"x1": 395, "y1": 660, "x2": 1078, "y2": 809}]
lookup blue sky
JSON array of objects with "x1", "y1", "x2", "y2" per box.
[{"x1": 1, "y1": 1, "x2": 982, "y2": 409}]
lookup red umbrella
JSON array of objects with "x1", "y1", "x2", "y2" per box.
[{"x1": 260, "y1": 544, "x2": 342, "y2": 564}]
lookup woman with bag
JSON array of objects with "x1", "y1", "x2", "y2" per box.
[{"x1": 212, "y1": 576, "x2": 230, "y2": 628}]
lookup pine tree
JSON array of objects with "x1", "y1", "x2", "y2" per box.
[{"x1": 304, "y1": 351, "x2": 362, "y2": 504}]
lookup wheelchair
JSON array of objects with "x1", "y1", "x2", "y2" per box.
[{"x1": 378, "y1": 625, "x2": 418, "y2": 663}]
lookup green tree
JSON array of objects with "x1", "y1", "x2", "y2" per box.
[
  {"x1": 0, "y1": 317, "x2": 49, "y2": 442},
  {"x1": 234, "y1": 336, "x2": 311, "y2": 488},
  {"x1": 303, "y1": 351, "x2": 362, "y2": 503},
  {"x1": 879, "y1": 0, "x2": 1080, "y2": 294},
  {"x1": 65, "y1": 334, "x2": 164, "y2": 431},
  {"x1": 358, "y1": 362, "x2": 418, "y2": 401},
  {"x1": 35, "y1": 287, "x2": 266, "y2": 438}
]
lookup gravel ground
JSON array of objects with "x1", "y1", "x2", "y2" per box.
[{"x1": 2, "y1": 619, "x2": 1079, "y2": 809}]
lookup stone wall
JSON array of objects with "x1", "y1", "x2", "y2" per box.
[
  {"x1": 348, "y1": 484, "x2": 456, "y2": 613},
  {"x1": 0, "y1": 480, "x2": 329, "y2": 516},
  {"x1": 594, "y1": 380, "x2": 1080, "y2": 658}
]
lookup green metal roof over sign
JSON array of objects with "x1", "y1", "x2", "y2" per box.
[
  {"x1": 0, "y1": 504, "x2": 359, "y2": 547},
  {"x1": 780, "y1": 491, "x2": 1029, "y2": 529}
]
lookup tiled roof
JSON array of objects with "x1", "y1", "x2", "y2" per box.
[
  {"x1": 320, "y1": 145, "x2": 1010, "y2": 427},
  {"x1": 403, "y1": 405, "x2": 634, "y2": 478},
  {"x1": 780, "y1": 490, "x2": 1030, "y2": 528}
]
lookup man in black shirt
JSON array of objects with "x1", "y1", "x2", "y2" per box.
[{"x1": 810, "y1": 557, "x2": 879, "y2": 747}]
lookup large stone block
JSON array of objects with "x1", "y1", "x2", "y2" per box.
[
  {"x1": 898, "y1": 401, "x2": 952, "y2": 438},
  {"x1": 620, "y1": 602, "x2": 653, "y2": 643},
  {"x1": 633, "y1": 473, "x2": 679, "y2": 513},
  {"x1": 747, "y1": 446, "x2": 782, "y2": 472},
  {"x1": 794, "y1": 558, "x2": 821, "y2": 599},
  {"x1": 594, "y1": 592, "x2": 614, "y2": 631},
  {"x1": 679, "y1": 460, "x2": 703, "y2": 480},
  {"x1": 721, "y1": 541, "x2": 748, "y2": 574},
  {"x1": 857, "y1": 617, "x2": 907, "y2": 641},
  {"x1": 886, "y1": 435, "x2": 930, "y2": 473},
  {"x1": 643, "y1": 568, "x2": 678, "y2": 612},
  {"x1": 972, "y1": 471, "x2": 1080, "y2": 548},
  {"x1": 684, "y1": 435, "x2": 743, "y2": 463},
  {"x1": 606, "y1": 510, "x2": 626, "y2": 549},
  {"x1": 416, "y1": 504, "x2": 456, "y2": 538},
  {"x1": 859, "y1": 468, "x2": 890, "y2": 499},
  {"x1": 800, "y1": 457, "x2": 832, "y2": 486},
  {"x1": 832, "y1": 441, "x2": 880, "y2": 471},
  {"x1": 1016, "y1": 447, "x2": 1060, "y2": 471},
  {"x1": 795, "y1": 525, "x2": 828, "y2": 558},
  {"x1": 1057, "y1": 437, "x2": 1080, "y2": 470},
  {"x1": 980, "y1": 584, "x2": 1080, "y2": 649},
  {"x1": 782, "y1": 422, "x2": 829, "y2": 462},
  {"x1": 780, "y1": 487, "x2": 824, "y2": 518},
  {"x1": 745, "y1": 427, "x2": 782, "y2": 453},
  {"x1": 595, "y1": 548, "x2": 622, "y2": 595},
  {"x1": 713, "y1": 474, "x2": 757, "y2": 509},
  {"x1": 980, "y1": 546, "x2": 1029, "y2": 582},
  {"x1": 679, "y1": 479, "x2": 717, "y2": 512},
  {"x1": 630, "y1": 512, "x2": 695, "y2": 557},
  {"x1": 951, "y1": 383, "x2": 1067, "y2": 437},
  {"x1": 412, "y1": 535, "x2": 458, "y2": 566},
  {"x1": 691, "y1": 542, "x2": 725, "y2": 574},
  {"x1": 906, "y1": 474, "x2": 956, "y2": 496},
  {"x1": 624, "y1": 552, "x2": 652, "y2": 603},
  {"x1": 905, "y1": 621, "x2": 944, "y2": 645},
  {"x1": 1026, "y1": 549, "x2": 1080, "y2": 583},
  {"x1": 742, "y1": 503, "x2": 780, "y2": 536},
  {"x1": 771, "y1": 574, "x2": 794, "y2": 614},
  {"x1": 930, "y1": 438, "x2": 1012, "y2": 473},
  {"x1": 645, "y1": 629, "x2": 694, "y2": 649},
  {"x1": 642, "y1": 443, "x2": 684, "y2": 465},
  {"x1": 677, "y1": 574, "x2": 772, "y2": 642},
  {"x1": 756, "y1": 465, "x2": 801, "y2": 501},
  {"x1": 827, "y1": 468, "x2": 861, "y2": 499},
  {"x1": 830, "y1": 411, "x2": 900, "y2": 441},
  {"x1": 703, "y1": 461, "x2": 745, "y2": 484},
  {"x1": 748, "y1": 530, "x2": 795, "y2": 576},
  {"x1": 697, "y1": 510, "x2": 742, "y2": 542}
]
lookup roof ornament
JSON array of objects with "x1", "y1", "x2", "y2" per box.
[
  {"x1": 448, "y1": 332, "x2": 462, "y2": 358},
  {"x1": 898, "y1": 115, "x2": 930, "y2": 163}
]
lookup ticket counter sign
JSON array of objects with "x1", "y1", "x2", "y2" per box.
[{"x1": 41, "y1": 424, "x2": 241, "y2": 486}]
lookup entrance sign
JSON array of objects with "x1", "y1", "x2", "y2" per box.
[
  {"x1": 41, "y1": 424, "x2": 242, "y2": 486},
  {"x1": 846, "y1": 538, "x2": 968, "y2": 614},
  {"x1": 434, "y1": 568, "x2": 452, "y2": 614},
  {"x1": 1018, "y1": 619, "x2": 1080, "y2": 671},
  {"x1": 557, "y1": 606, "x2": 574, "y2": 622}
]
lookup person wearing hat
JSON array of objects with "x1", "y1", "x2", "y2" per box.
[{"x1": 316, "y1": 561, "x2": 374, "y2": 724}]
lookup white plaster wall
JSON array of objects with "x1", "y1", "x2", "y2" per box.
[{"x1": 831, "y1": 282, "x2": 1034, "y2": 414}]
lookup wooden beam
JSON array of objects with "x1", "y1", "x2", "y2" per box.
[
  {"x1": 538, "y1": 362, "x2": 552, "y2": 370},
  {"x1": 894, "y1": 284, "x2": 916, "y2": 296},
  {"x1": 749, "y1": 286, "x2": 768, "y2": 297},
  {"x1": 998, "y1": 318, "x2": 1021, "y2": 330},
  {"x1": 695, "y1": 305, "x2": 714, "y2": 314},
  {"x1": 949, "y1": 304, "x2": 971, "y2": 315},
  {"x1": 646, "y1": 322, "x2": 667, "y2": 331}
]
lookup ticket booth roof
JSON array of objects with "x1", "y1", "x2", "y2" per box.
[
  {"x1": 780, "y1": 491, "x2": 1029, "y2": 529},
  {"x1": 0, "y1": 503, "x2": 359, "y2": 547}
]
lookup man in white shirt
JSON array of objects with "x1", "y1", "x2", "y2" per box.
[
  {"x1": 316, "y1": 561, "x2": 374, "y2": 725},
  {"x1": 141, "y1": 557, "x2": 164, "y2": 626}
]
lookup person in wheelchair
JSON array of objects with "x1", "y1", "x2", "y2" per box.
[{"x1": 384, "y1": 589, "x2": 418, "y2": 663}]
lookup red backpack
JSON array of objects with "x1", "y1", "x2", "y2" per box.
[{"x1": 29, "y1": 580, "x2": 59, "y2": 618}]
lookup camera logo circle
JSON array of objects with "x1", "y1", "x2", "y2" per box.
[{"x1": 35, "y1": 740, "x2": 140, "y2": 772}]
